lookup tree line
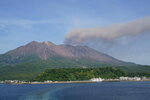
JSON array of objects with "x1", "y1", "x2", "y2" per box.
[{"x1": 34, "y1": 67, "x2": 126, "y2": 81}]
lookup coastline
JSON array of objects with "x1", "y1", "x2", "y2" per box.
[{"x1": 1, "y1": 79, "x2": 150, "y2": 85}]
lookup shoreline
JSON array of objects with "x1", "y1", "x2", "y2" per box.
[{"x1": 1, "y1": 79, "x2": 150, "y2": 85}]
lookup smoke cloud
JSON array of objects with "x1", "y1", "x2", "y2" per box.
[{"x1": 64, "y1": 17, "x2": 150, "y2": 45}]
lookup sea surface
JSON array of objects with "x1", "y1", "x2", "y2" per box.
[{"x1": 0, "y1": 81, "x2": 150, "y2": 100}]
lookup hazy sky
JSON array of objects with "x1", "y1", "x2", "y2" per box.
[{"x1": 0, "y1": 0, "x2": 150, "y2": 65}]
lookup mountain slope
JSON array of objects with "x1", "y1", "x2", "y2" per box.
[
  {"x1": 0, "y1": 41, "x2": 129, "y2": 65},
  {"x1": 0, "y1": 41, "x2": 142, "y2": 80}
]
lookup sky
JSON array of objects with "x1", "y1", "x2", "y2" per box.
[{"x1": 0, "y1": 0, "x2": 150, "y2": 65}]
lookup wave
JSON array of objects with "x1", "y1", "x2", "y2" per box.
[{"x1": 19, "y1": 83, "x2": 83, "y2": 100}]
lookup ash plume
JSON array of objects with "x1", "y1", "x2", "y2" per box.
[{"x1": 64, "y1": 17, "x2": 150, "y2": 45}]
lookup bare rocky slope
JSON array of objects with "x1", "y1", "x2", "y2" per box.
[{"x1": 0, "y1": 41, "x2": 130, "y2": 65}]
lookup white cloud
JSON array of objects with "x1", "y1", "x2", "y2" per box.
[{"x1": 0, "y1": 18, "x2": 73, "y2": 30}]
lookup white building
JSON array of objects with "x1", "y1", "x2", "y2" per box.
[
  {"x1": 44, "y1": 80, "x2": 52, "y2": 83},
  {"x1": 119, "y1": 77, "x2": 141, "y2": 81},
  {"x1": 90, "y1": 78, "x2": 103, "y2": 82}
]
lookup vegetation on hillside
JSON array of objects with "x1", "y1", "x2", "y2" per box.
[
  {"x1": 126, "y1": 73, "x2": 150, "y2": 77},
  {"x1": 0, "y1": 57, "x2": 150, "y2": 81},
  {"x1": 34, "y1": 67, "x2": 126, "y2": 81}
]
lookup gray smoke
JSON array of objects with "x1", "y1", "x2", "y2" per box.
[{"x1": 64, "y1": 17, "x2": 150, "y2": 45}]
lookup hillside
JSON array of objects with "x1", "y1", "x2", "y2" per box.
[
  {"x1": 0, "y1": 41, "x2": 149, "y2": 80},
  {"x1": 34, "y1": 67, "x2": 125, "y2": 81},
  {"x1": 0, "y1": 41, "x2": 128, "y2": 65}
]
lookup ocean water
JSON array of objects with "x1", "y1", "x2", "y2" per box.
[
  {"x1": 0, "y1": 81, "x2": 150, "y2": 100},
  {"x1": 53, "y1": 81, "x2": 150, "y2": 100},
  {"x1": 0, "y1": 83, "x2": 75, "y2": 100}
]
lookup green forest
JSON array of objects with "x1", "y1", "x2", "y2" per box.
[
  {"x1": 34, "y1": 67, "x2": 150, "y2": 82},
  {"x1": 34, "y1": 67, "x2": 126, "y2": 81}
]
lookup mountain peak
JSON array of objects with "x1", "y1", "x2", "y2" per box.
[
  {"x1": 25, "y1": 41, "x2": 55, "y2": 47},
  {"x1": 42, "y1": 41, "x2": 55, "y2": 46},
  {"x1": 1, "y1": 41, "x2": 130, "y2": 65},
  {"x1": 26, "y1": 41, "x2": 39, "y2": 46}
]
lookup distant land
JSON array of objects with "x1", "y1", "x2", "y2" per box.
[
  {"x1": 0, "y1": 41, "x2": 134, "y2": 65},
  {"x1": 0, "y1": 41, "x2": 150, "y2": 81}
]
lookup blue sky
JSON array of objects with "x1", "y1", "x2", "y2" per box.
[{"x1": 0, "y1": 0, "x2": 150, "y2": 65}]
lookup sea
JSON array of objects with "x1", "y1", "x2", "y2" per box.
[{"x1": 0, "y1": 81, "x2": 150, "y2": 100}]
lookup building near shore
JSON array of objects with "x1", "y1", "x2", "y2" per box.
[
  {"x1": 119, "y1": 77, "x2": 141, "y2": 81},
  {"x1": 44, "y1": 80, "x2": 53, "y2": 83},
  {"x1": 90, "y1": 78, "x2": 103, "y2": 82}
]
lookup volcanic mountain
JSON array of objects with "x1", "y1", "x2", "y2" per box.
[
  {"x1": 1, "y1": 41, "x2": 149, "y2": 80},
  {"x1": 0, "y1": 41, "x2": 128, "y2": 65}
]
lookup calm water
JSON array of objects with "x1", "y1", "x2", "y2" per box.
[{"x1": 0, "y1": 81, "x2": 150, "y2": 100}]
